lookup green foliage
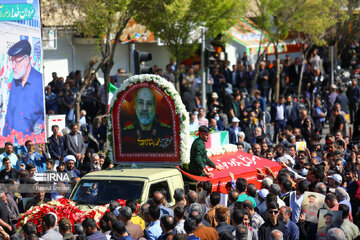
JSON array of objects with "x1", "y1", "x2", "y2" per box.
[
  {"x1": 255, "y1": 0, "x2": 306, "y2": 42},
  {"x1": 324, "y1": 0, "x2": 360, "y2": 52},
  {"x1": 57, "y1": 0, "x2": 132, "y2": 42},
  {"x1": 293, "y1": 0, "x2": 346, "y2": 46},
  {"x1": 134, "y1": 0, "x2": 246, "y2": 66}
]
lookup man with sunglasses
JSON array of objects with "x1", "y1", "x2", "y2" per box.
[
  {"x1": 188, "y1": 125, "x2": 224, "y2": 178},
  {"x1": 3, "y1": 40, "x2": 44, "y2": 137},
  {"x1": 258, "y1": 202, "x2": 286, "y2": 240}
]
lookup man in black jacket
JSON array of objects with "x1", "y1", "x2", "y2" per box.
[
  {"x1": 258, "y1": 202, "x2": 286, "y2": 240},
  {"x1": 48, "y1": 125, "x2": 66, "y2": 162},
  {"x1": 347, "y1": 79, "x2": 360, "y2": 123},
  {"x1": 0, "y1": 158, "x2": 18, "y2": 182},
  {"x1": 241, "y1": 111, "x2": 256, "y2": 144}
]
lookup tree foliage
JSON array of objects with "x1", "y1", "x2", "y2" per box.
[
  {"x1": 252, "y1": 0, "x2": 343, "y2": 101},
  {"x1": 324, "y1": 0, "x2": 360, "y2": 55},
  {"x1": 291, "y1": 0, "x2": 345, "y2": 97},
  {"x1": 44, "y1": 0, "x2": 135, "y2": 121},
  {"x1": 134, "y1": 0, "x2": 247, "y2": 75},
  {"x1": 294, "y1": 0, "x2": 345, "y2": 46},
  {"x1": 252, "y1": 0, "x2": 306, "y2": 100}
]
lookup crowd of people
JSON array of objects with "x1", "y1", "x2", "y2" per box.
[{"x1": 0, "y1": 46, "x2": 358, "y2": 239}]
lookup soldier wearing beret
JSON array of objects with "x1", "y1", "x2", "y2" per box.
[
  {"x1": 188, "y1": 125, "x2": 224, "y2": 177},
  {"x1": 3, "y1": 40, "x2": 44, "y2": 137}
]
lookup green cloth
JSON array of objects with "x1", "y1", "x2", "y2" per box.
[
  {"x1": 237, "y1": 194, "x2": 257, "y2": 208},
  {"x1": 188, "y1": 138, "x2": 216, "y2": 176}
]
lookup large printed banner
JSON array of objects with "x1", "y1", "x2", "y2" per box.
[{"x1": 0, "y1": 0, "x2": 45, "y2": 147}]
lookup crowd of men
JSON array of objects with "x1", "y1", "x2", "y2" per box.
[{"x1": 0, "y1": 46, "x2": 358, "y2": 239}]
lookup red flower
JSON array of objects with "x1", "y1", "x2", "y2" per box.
[{"x1": 124, "y1": 121, "x2": 132, "y2": 128}]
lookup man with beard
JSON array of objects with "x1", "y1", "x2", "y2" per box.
[
  {"x1": 4, "y1": 40, "x2": 44, "y2": 137},
  {"x1": 64, "y1": 155, "x2": 81, "y2": 179},
  {"x1": 90, "y1": 153, "x2": 101, "y2": 172},
  {"x1": 318, "y1": 213, "x2": 335, "y2": 236},
  {"x1": 122, "y1": 87, "x2": 173, "y2": 153},
  {"x1": 278, "y1": 206, "x2": 299, "y2": 240}
]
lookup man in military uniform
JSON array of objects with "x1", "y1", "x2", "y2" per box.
[
  {"x1": 3, "y1": 40, "x2": 44, "y2": 137},
  {"x1": 122, "y1": 87, "x2": 173, "y2": 153},
  {"x1": 188, "y1": 125, "x2": 224, "y2": 177}
]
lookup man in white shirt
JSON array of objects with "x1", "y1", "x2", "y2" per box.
[
  {"x1": 289, "y1": 180, "x2": 308, "y2": 223},
  {"x1": 197, "y1": 108, "x2": 208, "y2": 126}
]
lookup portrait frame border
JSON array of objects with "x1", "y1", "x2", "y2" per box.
[{"x1": 107, "y1": 74, "x2": 189, "y2": 165}]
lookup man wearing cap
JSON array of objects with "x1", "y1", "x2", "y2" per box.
[
  {"x1": 188, "y1": 125, "x2": 224, "y2": 177},
  {"x1": 327, "y1": 173, "x2": 343, "y2": 191},
  {"x1": 3, "y1": 40, "x2": 44, "y2": 137},
  {"x1": 228, "y1": 117, "x2": 241, "y2": 144},
  {"x1": 64, "y1": 155, "x2": 81, "y2": 179}
]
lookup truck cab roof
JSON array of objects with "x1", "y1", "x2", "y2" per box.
[{"x1": 81, "y1": 167, "x2": 182, "y2": 182}]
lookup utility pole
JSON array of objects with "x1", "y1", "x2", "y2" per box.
[
  {"x1": 131, "y1": 43, "x2": 135, "y2": 75},
  {"x1": 330, "y1": 45, "x2": 334, "y2": 85},
  {"x1": 201, "y1": 27, "x2": 206, "y2": 112}
]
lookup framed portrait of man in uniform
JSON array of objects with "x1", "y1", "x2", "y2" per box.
[{"x1": 112, "y1": 82, "x2": 181, "y2": 164}]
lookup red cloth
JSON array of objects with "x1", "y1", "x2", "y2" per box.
[{"x1": 180, "y1": 151, "x2": 282, "y2": 193}]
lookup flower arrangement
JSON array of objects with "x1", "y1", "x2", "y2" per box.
[
  {"x1": 107, "y1": 74, "x2": 189, "y2": 165},
  {"x1": 207, "y1": 144, "x2": 238, "y2": 157},
  {"x1": 16, "y1": 198, "x2": 139, "y2": 233},
  {"x1": 16, "y1": 198, "x2": 82, "y2": 233}
]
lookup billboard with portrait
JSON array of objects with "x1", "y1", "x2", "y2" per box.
[
  {"x1": 111, "y1": 80, "x2": 182, "y2": 164},
  {"x1": 0, "y1": 0, "x2": 45, "y2": 147}
]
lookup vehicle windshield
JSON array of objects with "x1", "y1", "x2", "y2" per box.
[{"x1": 70, "y1": 180, "x2": 144, "y2": 205}]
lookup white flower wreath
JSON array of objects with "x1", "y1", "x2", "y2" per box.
[{"x1": 107, "y1": 74, "x2": 190, "y2": 165}]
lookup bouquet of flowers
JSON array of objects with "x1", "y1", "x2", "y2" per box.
[
  {"x1": 16, "y1": 198, "x2": 137, "y2": 233},
  {"x1": 16, "y1": 198, "x2": 83, "y2": 233}
]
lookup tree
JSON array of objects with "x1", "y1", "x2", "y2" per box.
[
  {"x1": 44, "y1": 0, "x2": 135, "y2": 121},
  {"x1": 263, "y1": 0, "x2": 308, "y2": 102},
  {"x1": 293, "y1": 0, "x2": 345, "y2": 98},
  {"x1": 248, "y1": 0, "x2": 274, "y2": 97},
  {"x1": 133, "y1": 0, "x2": 246, "y2": 89},
  {"x1": 324, "y1": 0, "x2": 359, "y2": 65},
  {"x1": 252, "y1": 0, "x2": 343, "y2": 102}
]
